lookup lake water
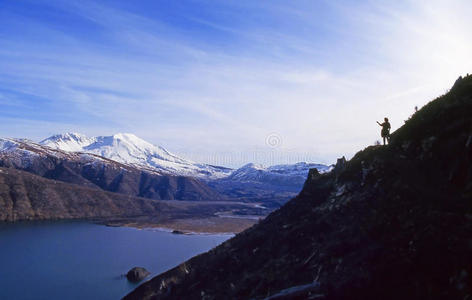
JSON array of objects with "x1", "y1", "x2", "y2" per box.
[{"x1": 0, "y1": 221, "x2": 232, "y2": 300}]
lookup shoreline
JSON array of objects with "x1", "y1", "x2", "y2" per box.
[
  {"x1": 104, "y1": 216, "x2": 260, "y2": 235},
  {"x1": 137, "y1": 226, "x2": 236, "y2": 236},
  {"x1": 0, "y1": 214, "x2": 262, "y2": 235}
]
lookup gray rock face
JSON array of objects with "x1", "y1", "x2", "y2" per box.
[
  {"x1": 333, "y1": 156, "x2": 347, "y2": 176},
  {"x1": 126, "y1": 267, "x2": 150, "y2": 282}
]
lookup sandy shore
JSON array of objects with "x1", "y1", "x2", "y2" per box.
[{"x1": 105, "y1": 216, "x2": 261, "y2": 234}]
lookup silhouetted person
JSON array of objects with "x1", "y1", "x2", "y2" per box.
[{"x1": 377, "y1": 117, "x2": 391, "y2": 145}]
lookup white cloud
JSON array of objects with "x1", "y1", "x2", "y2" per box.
[{"x1": 1, "y1": 0, "x2": 471, "y2": 167}]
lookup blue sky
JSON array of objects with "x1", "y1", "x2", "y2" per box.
[{"x1": 1, "y1": 0, "x2": 471, "y2": 167}]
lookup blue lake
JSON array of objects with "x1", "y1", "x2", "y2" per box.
[{"x1": 0, "y1": 221, "x2": 232, "y2": 300}]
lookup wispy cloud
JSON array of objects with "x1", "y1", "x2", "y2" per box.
[{"x1": 0, "y1": 0, "x2": 471, "y2": 167}]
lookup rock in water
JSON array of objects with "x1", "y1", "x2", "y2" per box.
[{"x1": 126, "y1": 267, "x2": 150, "y2": 282}]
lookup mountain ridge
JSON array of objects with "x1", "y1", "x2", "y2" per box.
[
  {"x1": 0, "y1": 137, "x2": 224, "y2": 201},
  {"x1": 209, "y1": 162, "x2": 332, "y2": 209},
  {"x1": 0, "y1": 166, "x2": 162, "y2": 221},
  {"x1": 0, "y1": 135, "x2": 333, "y2": 225},
  {"x1": 39, "y1": 132, "x2": 331, "y2": 207},
  {"x1": 40, "y1": 133, "x2": 233, "y2": 180},
  {"x1": 0, "y1": 166, "x2": 263, "y2": 229},
  {"x1": 40, "y1": 132, "x2": 331, "y2": 182}
]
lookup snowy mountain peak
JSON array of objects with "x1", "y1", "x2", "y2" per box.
[
  {"x1": 239, "y1": 163, "x2": 265, "y2": 170},
  {"x1": 112, "y1": 132, "x2": 139, "y2": 140},
  {"x1": 44, "y1": 132, "x2": 90, "y2": 142},
  {"x1": 39, "y1": 133, "x2": 330, "y2": 182},
  {"x1": 41, "y1": 132, "x2": 96, "y2": 152},
  {"x1": 80, "y1": 133, "x2": 188, "y2": 167},
  {"x1": 100, "y1": 133, "x2": 171, "y2": 155},
  {"x1": 40, "y1": 133, "x2": 232, "y2": 179},
  {"x1": 106, "y1": 133, "x2": 147, "y2": 147},
  {"x1": 226, "y1": 161, "x2": 332, "y2": 183}
]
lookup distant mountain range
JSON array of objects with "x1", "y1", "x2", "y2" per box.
[
  {"x1": 225, "y1": 162, "x2": 331, "y2": 187},
  {"x1": 209, "y1": 162, "x2": 332, "y2": 208},
  {"x1": 0, "y1": 137, "x2": 222, "y2": 201},
  {"x1": 0, "y1": 133, "x2": 331, "y2": 223},
  {"x1": 0, "y1": 137, "x2": 244, "y2": 223},
  {"x1": 40, "y1": 133, "x2": 332, "y2": 202}
]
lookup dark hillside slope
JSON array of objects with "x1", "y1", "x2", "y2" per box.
[
  {"x1": 124, "y1": 75, "x2": 472, "y2": 300},
  {"x1": 0, "y1": 167, "x2": 163, "y2": 221}
]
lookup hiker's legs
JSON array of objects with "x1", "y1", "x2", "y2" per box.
[{"x1": 383, "y1": 136, "x2": 386, "y2": 145}]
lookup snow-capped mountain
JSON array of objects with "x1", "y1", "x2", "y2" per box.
[
  {"x1": 41, "y1": 133, "x2": 96, "y2": 152},
  {"x1": 3, "y1": 133, "x2": 334, "y2": 208},
  {"x1": 226, "y1": 162, "x2": 332, "y2": 184},
  {"x1": 208, "y1": 162, "x2": 333, "y2": 206},
  {"x1": 0, "y1": 137, "x2": 225, "y2": 201},
  {"x1": 40, "y1": 133, "x2": 232, "y2": 179}
]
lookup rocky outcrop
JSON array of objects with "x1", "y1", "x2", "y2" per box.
[
  {"x1": 123, "y1": 75, "x2": 472, "y2": 300},
  {"x1": 127, "y1": 267, "x2": 151, "y2": 282}
]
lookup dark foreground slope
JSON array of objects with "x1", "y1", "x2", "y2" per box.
[{"x1": 124, "y1": 75, "x2": 472, "y2": 300}]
